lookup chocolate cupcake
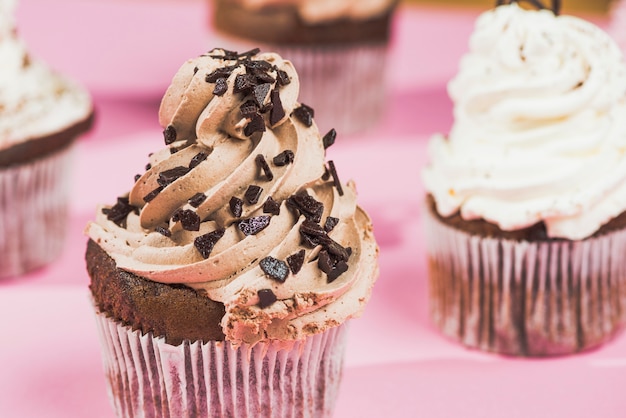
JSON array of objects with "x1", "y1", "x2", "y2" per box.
[
  {"x1": 0, "y1": 0, "x2": 93, "y2": 278},
  {"x1": 422, "y1": 1, "x2": 626, "y2": 356},
  {"x1": 85, "y1": 48, "x2": 378, "y2": 417},
  {"x1": 209, "y1": 0, "x2": 398, "y2": 134}
]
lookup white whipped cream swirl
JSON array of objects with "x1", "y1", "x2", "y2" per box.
[{"x1": 423, "y1": 4, "x2": 626, "y2": 240}]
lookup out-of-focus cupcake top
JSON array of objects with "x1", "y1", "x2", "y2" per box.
[
  {"x1": 423, "y1": 3, "x2": 626, "y2": 240},
  {"x1": 0, "y1": 0, "x2": 92, "y2": 151},
  {"x1": 227, "y1": 0, "x2": 396, "y2": 24},
  {"x1": 86, "y1": 48, "x2": 378, "y2": 346}
]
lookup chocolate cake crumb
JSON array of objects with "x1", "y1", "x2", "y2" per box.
[
  {"x1": 324, "y1": 216, "x2": 339, "y2": 232},
  {"x1": 257, "y1": 289, "x2": 277, "y2": 308},
  {"x1": 238, "y1": 215, "x2": 271, "y2": 236},
  {"x1": 263, "y1": 196, "x2": 280, "y2": 215},
  {"x1": 189, "y1": 193, "x2": 207, "y2": 208},
  {"x1": 286, "y1": 191, "x2": 324, "y2": 223},
  {"x1": 143, "y1": 186, "x2": 163, "y2": 203},
  {"x1": 260, "y1": 256, "x2": 289, "y2": 283},
  {"x1": 173, "y1": 209, "x2": 201, "y2": 231},
  {"x1": 229, "y1": 196, "x2": 243, "y2": 217},
  {"x1": 255, "y1": 154, "x2": 273, "y2": 181},
  {"x1": 273, "y1": 150, "x2": 294, "y2": 166},
  {"x1": 155, "y1": 226, "x2": 171, "y2": 237},
  {"x1": 323, "y1": 129, "x2": 336, "y2": 149},
  {"x1": 214, "y1": 78, "x2": 228, "y2": 96},
  {"x1": 189, "y1": 152, "x2": 208, "y2": 169},
  {"x1": 269, "y1": 90, "x2": 285, "y2": 126},
  {"x1": 293, "y1": 104, "x2": 314, "y2": 127},
  {"x1": 163, "y1": 125, "x2": 177, "y2": 145},
  {"x1": 287, "y1": 249, "x2": 305, "y2": 274},
  {"x1": 106, "y1": 196, "x2": 137, "y2": 227},
  {"x1": 194, "y1": 228, "x2": 225, "y2": 259},
  {"x1": 328, "y1": 161, "x2": 344, "y2": 196},
  {"x1": 245, "y1": 185, "x2": 263, "y2": 204},
  {"x1": 157, "y1": 166, "x2": 190, "y2": 187}
]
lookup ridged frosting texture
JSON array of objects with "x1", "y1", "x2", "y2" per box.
[
  {"x1": 423, "y1": 3, "x2": 626, "y2": 240},
  {"x1": 0, "y1": 0, "x2": 92, "y2": 151},
  {"x1": 233, "y1": 0, "x2": 395, "y2": 24},
  {"x1": 87, "y1": 48, "x2": 378, "y2": 346}
]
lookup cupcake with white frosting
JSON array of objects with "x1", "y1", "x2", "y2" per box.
[
  {"x1": 209, "y1": 0, "x2": 398, "y2": 134},
  {"x1": 422, "y1": 2, "x2": 626, "y2": 356},
  {"x1": 0, "y1": 0, "x2": 93, "y2": 278}
]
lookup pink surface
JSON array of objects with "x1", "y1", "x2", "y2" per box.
[{"x1": 2, "y1": 1, "x2": 625, "y2": 417}]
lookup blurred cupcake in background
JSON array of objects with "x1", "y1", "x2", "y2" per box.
[
  {"x1": 0, "y1": 0, "x2": 94, "y2": 279},
  {"x1": 209, "y1": 0, "x2": 399, "y2": 134}
]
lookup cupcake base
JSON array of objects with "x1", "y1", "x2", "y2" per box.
[
  {"x1": 0, "y1": 147, "x2": 75, "y2": 279},
  {"x1": 94, "y1": 309, "x2": 348, "y2": 418},
  {"x1": 424, "y1": 202, "x2": 626, "y2": 356}
]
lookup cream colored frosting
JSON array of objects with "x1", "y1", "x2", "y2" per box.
[
  {"x1": 423, "y1": 3, "x2": 626, "y2": 240},
  {"x1": 233, "y1": 0, "x2": 395, "y2": 24},
  {"x1": 87, "y1": 49, "x2": 379, "y2": 346},
  {"x1": 0, "y1": 0, "x2": 92, "y2": 151}
]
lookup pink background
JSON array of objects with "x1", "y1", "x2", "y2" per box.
[{"x1": 1, "y1": 1, "x2": 625, "y2": 417}]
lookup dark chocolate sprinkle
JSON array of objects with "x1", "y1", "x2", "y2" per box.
[
  {"x1": 287, "y1": 249, "x2": 305, "y2": 275},
  {"x1": 189, "y1": 193, "x2": 207, "y2": 208},
  {"x1": 276, "y1": 69, "x2": 291, "y2": 86},
  {"x1": 273, "y1": 150, "x2": 294, "y2": 166},
  {"x1": 245, "y1": 185, "x2": 263, "y2": 204},
  {"x1": 155, "y1": 226, "x2": 171, "y2": 237},
  {"x1": 244, "y1": 113, "x2": 266, "y2": 137},
  {"x1": 193, "y1": 66, "x2": 199, "y2": 74},
  {"x1": 253, "y1": 83, "x2": 272, "y2": 108},
  {"x1": 323, "y1": 129, "x2": 336, "y2": 149},
  {"x1": 286, "y1": 191, "x2": 324, "y2": 223},
  {"x1": 260, "y1": 256, "x2": 289, "y2": 283},
  {"x1": 229, "y1": 196, "x2": 243, "y2": 217},
  {"x1": 324, "y1": 216, "x2": 339, "y2": 232},
  {"x1": 134, "y1": 174, "x2": 141, "y2": 182},
  {"x1": 255, "y1": 154, "x2": 273, "y2": 181},
  {"x1": 163, "y1": 125, "x2": 177, "y2": 145},
  {"x1": 143, "y1": 186, "x2": 163, "y2": 203},
  {"x1": 328, "y1": 161, "x2": 344, "y2": 196},
  {"x1": 263, "y1": 196, "x2": 280, "y2": 215},
  {"x1": 157, "y1": 166, "x2": 190, "y2": 187},
  {"x1": 189, "y1": 152, "x2": 208, "y2": 169},
  {"x1": 194, "y1": 228, "x2": 225, "y2": 259},
  {"x1": 257, "y1": 289, "x2": 277, "y2": 308},
  {"x1": 234, "y1": 73, "x2": 258, "y2": 95},
  {"x1": 269, "y1": 90, "x2": 285, "y2": 126},
  {"x1": 238, "y1": 215, "x2": 271, "y2": 236},
  {"x1": 293, "y1": 104, "x2": 314, "y2": 127},
  {"x1": 145, "y1": 163, "x2": 152, "y2": 171},
  {"x1": 173, "y1": 209, "x2": 201, "y2": 231},
  {"x1": 105, "y1": 196, "x2": 137, "y2": 227},
  {"x1": 213, "y1": 78, "x2": 228, "y2": 96}
]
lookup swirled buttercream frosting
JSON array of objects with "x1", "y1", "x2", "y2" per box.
[
  {"x1": 86, "y1": 48, "x2": 378, "y2": 345},
  {"x1": 0, "y1": 0, "x2": 92, "y2": 151},
  {"x1": 423, "y1": 3, "x2": 626, "y2": 240}
]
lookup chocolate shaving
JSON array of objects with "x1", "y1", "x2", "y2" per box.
[
  {"x1": 260, "y1": 256, "x2": 289, "y2": 283},
  {"x1": 269, "y1": 90, "x2": 285, "y2": 126},
  {"x1": 157, "y1": 166, "x2": 190, "y2": 187},
  {"x1": 194, "y1": 228, "x2": 225, "y2": 259},
  {"x1": 263, "y1": 196, "x2": 280, "y2": 215},
  {"x1": 172, "y1": 209, "x2": 201, "y2": 231},
  {"x1": 257, "y1": 289, "x2": 277, "y2": 308},
  {"x1": 328, "y1": 161, "x2": 344, "y2": 196},
  {"x1": 238, "y1": 215, "x2": 271, "y2": 236},
  {"x1": 189, "y1": 193, "x2": 207, "y2": 208},
  {"x1": 163, "y1": 125, "x2": 177, "y2": 145},
  {"x1": 287, "y1": 249, "x2": 305, "y2": 275},
  {"x1": 229, "y1": 196, "x2": 243, "y2": 217},
  {"x1": 238, "y1": 48, "x2": 261, "y2": 58},
  {"x1": 205, "y1": 65, "x2": 237, "y2": 83},
  {"x1": 105, "y1": 196, "x2": 137, "y2": 227},
  {"x1": 189, "y1": 152, "x2": 208, "y2": 169},
  {"x1": 240, "y1": 100, "x2": 260, "y2": 118},
  {"x1": 143, "y1": 186, "x2": 163, "y2": 203},
  {"x1": 324, "y1": 216, "x2": 339, "y2": 232},
  {"x1": 244, "y1": 113, "x2": 266, "y2": 137},
  {"x1": 234, "y1": 73, "x2": 258, "y2": 95},
  {"x1": 253, "y1": 83, "x2": 272, "y2": 108},
  {"x1": 323, "y1": 129, "x2": 336, "y2": 149},
  {"x1": 155, "y1": 226, "x2": 171, "y2": 237},
  {"x1": 286, "y1": 191, "x2": 324, "y2": 223},
  {"x1": 255, "y1": 154, "x2": 273, "y2": 181},
  {"x1": 245, "y1": 185, "x2": 263, "y2": 204},
  {"x1": 276, "y1": 69, "x2": 291, "y2": 86},
  {"x1": 321, "y1": 166, "x2": 330, "y2": 181},
  {"x1": 213, "y1": 78, "x2": 228, "y2": 96},
  {"x1": 318, "y1": 249, "x2": 349, "y2": 283},
  {"x1": 293, "y1": 104, "x2": 314, "y2": 127},
  {"x1": 273, "y1": 150, "x2": 294, "y2": 166}
]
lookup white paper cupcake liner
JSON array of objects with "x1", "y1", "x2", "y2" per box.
[
  {"x1": 0, "y1": 147, "x2": 74, "y2": 279},
  {"x1": 93, "y1": 309, "x2": 348, "y2": 417},
  {"x1": 210, "y1": 33, "x2": 389, "y2": 135},
  {"x1": 424, "y1": 205, "x2": 626, "y2": 356}
]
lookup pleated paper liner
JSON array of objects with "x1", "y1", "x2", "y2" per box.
[
  {"x1": 0, "y1": 147, "x2": 74, "y2": 279},
  {"x1": 424, "y1": 204, "x2": 626, "y2": 356},
  {"x1": 94, "y1": 309, "x2": 348, "y2": 417}
]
